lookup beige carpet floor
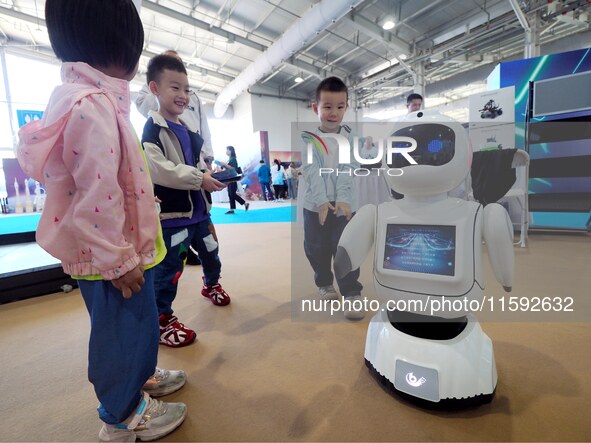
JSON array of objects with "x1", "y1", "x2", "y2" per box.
[{"x1": 0, "y1": 222, "x2": 590, "y2": 442}]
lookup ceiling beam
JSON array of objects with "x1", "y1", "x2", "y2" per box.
[
  {"x1": 343, "y1": 11, "x2": 411, "y2": 55},
  {"x1": 141, "y1": 0, "x2": 331, "y2": 83},
  {"x1": 0, "y1": 36, "x2": 222, "y2": 100},
  {"x1": 0, "y1": 5, "x2": 235, "y2": 84},
  {"x1": 286, "y1": 57, "x2": 326, "y2": 78},
  {"x1": 141, "y1": 0, "x2": 267, "y2": 52},
  {"x1": 0, "y1": 4, "x2": 46, "y2": 26}
]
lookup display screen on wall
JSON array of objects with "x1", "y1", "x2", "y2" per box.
[
  {"x1": 500, "y1": 47, "x2": 591, "y2": 124},
  {"x1": 500, "y1": 47, "x2": 591, "y2": 225},
  {"x1": 533, "y1": 70, "x2": 591, "y2": 117}
]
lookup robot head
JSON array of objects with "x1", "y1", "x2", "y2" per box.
[{"x1": 386, "y1": 111, "x2": 471, "y2": 197}]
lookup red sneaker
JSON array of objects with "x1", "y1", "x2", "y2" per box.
[
  {"x1": 159, "y1": 314, "x2": 196, "y2": 348},
  {"x1": 201, "y1": 278, "x2": 231, "y2": 306}
]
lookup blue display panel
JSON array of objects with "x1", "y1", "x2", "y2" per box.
[
  {"x1": 500, "y1": 47, "x2": 591, "y2": 225},
  {"x1": 500, "y1": 47, "x2": 591, "y2": 124},
  {"x1": 383, "y1": 224, "x2": 456, "y2": 276}
]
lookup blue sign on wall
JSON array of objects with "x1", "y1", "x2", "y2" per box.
[{"x1": 16, "y1": 110, "x2": 43, "y2": 128}]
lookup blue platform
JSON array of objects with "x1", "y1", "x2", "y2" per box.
[{"x1": 0, "y1": 205, "x2": 295, "y2": 236}]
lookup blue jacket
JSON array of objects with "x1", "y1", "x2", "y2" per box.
[{"x1": 258, "y1": 164, "x2": 271, "y2": 184}]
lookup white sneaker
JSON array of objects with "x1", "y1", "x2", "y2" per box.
[
  {"x1": 99, "y1": 392, "x2": 187, "y2": 442},
  {"x1": 344, "y1": 294, "x2": 366, "y2": 321},
  {"x1": 143, "y1": 368, "x2": 186, "y2": 397},
  {"x1": 318, "y1": 285, "x2": 339, "y2": 301}
]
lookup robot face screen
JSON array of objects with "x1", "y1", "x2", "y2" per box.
[
  {"x1": 383, "y1": 224, "x2": 456, "y2": 276},
  {"x1": 389, "y1": 124, "x2": 455, "y2": 168}
]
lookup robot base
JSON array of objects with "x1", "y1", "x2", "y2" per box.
[
  {"x1": 365, "y1": 308, "x2": 497, "y2": 410},
  {"x1": 365, "y1": 359, "x2": 495, "y2": 410}
]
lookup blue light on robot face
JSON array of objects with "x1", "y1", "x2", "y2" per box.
[{"x1": 427, "y1": 139, "x2": 444, "y2": 153}]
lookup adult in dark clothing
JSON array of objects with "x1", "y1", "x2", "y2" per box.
[{"x1": 222, "y1": 146, "x2": 249, "y2": 214}]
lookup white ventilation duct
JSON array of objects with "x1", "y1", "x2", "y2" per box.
[{"x1": 213, "y1": 0, "x2": 364, "y2": 118}]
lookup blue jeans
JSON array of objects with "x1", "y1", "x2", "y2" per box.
[
  {"x1": 155, "y1": 218, "x2": 221, "y2": 316},
  {"x1": 303, "y1": 208, "x2": 363, "y2": 297},
  {"x1": 260, "y1": 182, "x2": 274, "y2": 200},
  {"x1": 78, "y1": 269, "x2": 158, "y2": 424}
]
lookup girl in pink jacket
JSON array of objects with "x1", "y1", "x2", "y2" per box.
[{"x1": 17, "y1": 1, "x2": 187, "y2": 441}]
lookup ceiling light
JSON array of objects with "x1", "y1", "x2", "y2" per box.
[
  {"x1": 294, "y1": 76, "x2": 304, "y2": 83},
  {"x1": 381, "y1": 16, "x2": 395, "y2": 30}
]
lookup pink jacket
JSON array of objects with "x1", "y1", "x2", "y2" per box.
[{"x1": 17, "y1": 63, "x2": 163, "y2": 280}]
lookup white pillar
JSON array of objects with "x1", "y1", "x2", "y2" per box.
[
  {"x1": 412, "y1": 61, "x2": 426, "y2": 98},
  {"x1": 0, "y1": 48, "x2": 17, "y2": 152},
  {"x1": 525, "y1": 12, "x2": 541, "y2": 59}
]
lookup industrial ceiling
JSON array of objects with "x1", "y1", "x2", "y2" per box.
[{"x1": 1, "y1": 0, "x2": 590, "y2": 118}]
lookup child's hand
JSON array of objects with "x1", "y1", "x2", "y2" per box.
[
  {"x1": 334, "y1": 202, "x2": 352, "y2": 220},
  {"x1": 318, "y1": 202, "x2": 335, "y2": 226},
  {"x1": 154, "y1": 195, "x2": 162, "y2": 214},
  {"x1": 112, "y1": 265, "x2": 145, "y2": 299},
  {"x1": 201, "y1": 171, "x2": 226, "y2": 192}
]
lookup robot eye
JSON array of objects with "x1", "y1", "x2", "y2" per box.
[{"x1": 389, "y1": 123, "x2": 456, "y2": 168}]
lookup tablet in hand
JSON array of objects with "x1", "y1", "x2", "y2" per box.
[{"x1": 212, "y1": 170, "x2": 243, "y2": 183}]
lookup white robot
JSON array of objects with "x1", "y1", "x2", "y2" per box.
[{"x1": 335, "y1": 111, "x2": 514, "y2": 408}]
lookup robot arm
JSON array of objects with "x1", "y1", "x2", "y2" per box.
[
  {"x1": 334, "y1": 204, "x2": 376, "y2": 279},
  {"x1": 483, "y1": 203, "x2": 514, "y2": 292}
]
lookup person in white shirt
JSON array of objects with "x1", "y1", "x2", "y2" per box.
[{"x1": 271, "y1": 159, "x2": 287, "y2": 202}]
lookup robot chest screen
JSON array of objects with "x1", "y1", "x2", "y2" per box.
[{"x1": 383, "y1": 224, "x2": 456, "y2": 277}]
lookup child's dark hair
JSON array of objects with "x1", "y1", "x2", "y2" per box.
[
  {"x1": 227, "y1": 146, "x2": 236, "y2": 158},
  {"x1": 407, "y1": 93, "x2": 423, "y2": 104},
  {"x1": 147, "y1": 55, "x2": 188, "y2": 84},
  {"x1": 45, "y1": 0, "x2": 144, "y2": 77},
  {"x1": 315, "y1": 76, "x2": 348, "y2": 102}
]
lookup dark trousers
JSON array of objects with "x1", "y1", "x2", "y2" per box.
[
  {"x1": 303, "y1": 208, "x2": 362, "y2": 297},
  {"x1": 155, "y1": 218, "x2": 222, "y2": 316},
  {"x1": 227, "y1": 182, "x2": 245, "y2": 209},
  {"x1": 260, "y1": 182, "x2": 274, "y2": 200},
  {"x1": 78, "y1": 269, "x2": 158, "y2": 424},
  {"x1": 273, "y1": 184, "x2": 286, "y2": 199}
]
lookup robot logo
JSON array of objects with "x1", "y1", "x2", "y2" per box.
[{"x1": 405, "y1": 372, "x2": 427, "y2": 388}]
